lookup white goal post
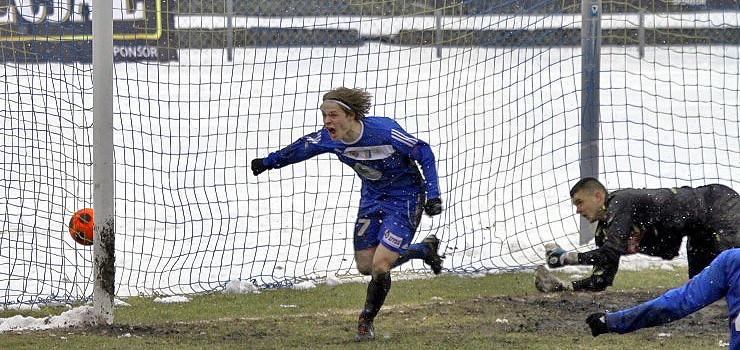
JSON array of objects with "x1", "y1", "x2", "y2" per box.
[{"x1": 92, "y1": 0, "x2": 115, "y2": 324}]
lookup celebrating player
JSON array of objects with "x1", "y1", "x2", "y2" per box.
[
  {"x1": 586, "y1": 248, "x2": 740, "y2": 349},
  {"x1": 251, "y1": 87, "x2": 444, "y2": 342},
  {"x1": 536, "y1": 177, "x2": 740, "y2": 292}
]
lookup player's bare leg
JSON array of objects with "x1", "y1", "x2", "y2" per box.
[
  {"x1": 355, "y1": 247, "x2": 377, "y2": 276},
  {"x1": 354, "y1": 245, "x2": 399, "y2": 342}
]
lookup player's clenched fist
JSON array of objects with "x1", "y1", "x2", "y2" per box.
[
  {"x1": 585, "y1": 313, "x2": 609, "y2": 336},
  {"x1": 251, "y1": 158, "x2": 268, "y2": 176},
  {"x1": 424, "y1": 198, "x2": 442, "y2": 216}
]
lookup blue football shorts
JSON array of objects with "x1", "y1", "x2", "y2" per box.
[{"x1": 353, "y1": 195, "x2": 424, "y2": 254}]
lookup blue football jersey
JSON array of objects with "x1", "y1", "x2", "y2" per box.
[{"x1": 262, "y1": 117, "x2": 441, "y2": 204}]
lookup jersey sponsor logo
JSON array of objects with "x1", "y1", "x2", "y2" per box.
[
  {"x1": 343, "y1": 145, "x2": 394, "y2": 160},
  {"x1": 353, "y1": 163, "x2": 382, "y2": 181},
  {"x1": 391, "y1": 129, "x2": 417, "y2": 147},
  {"x1": 382, "y1": 230, "x2": 403, "y2": 249}
]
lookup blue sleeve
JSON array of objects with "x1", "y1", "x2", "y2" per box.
[
  {"x1": 411, "y1": 143, "x2": 441, "y2": 199},
  {"x1": 262, "y1": 131, "x2": 330, "y2": 169},
  {"x1": 605, "y1": 249, "x2": 736, "y2": 335},
  {"x1": 388, "y1": 126, "x2": 441, "y2": 199}
]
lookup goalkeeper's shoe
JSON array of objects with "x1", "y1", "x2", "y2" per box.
[
  {"x1": 422, "y1": 234, "x2": 444, "y2": 275},
  {"x1": 354, "y1": 316, "x2": 375, "y2": 342}
]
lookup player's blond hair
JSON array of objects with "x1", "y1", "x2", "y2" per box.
[{"x1": 322, "y1": 87, "x2": 372, "y2": 119}]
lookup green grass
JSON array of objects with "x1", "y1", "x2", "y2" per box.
[{"x1": 0, "y1": 267, "x2": 729, "y2": 349}]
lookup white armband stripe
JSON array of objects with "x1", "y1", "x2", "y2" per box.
[
  {"x1": 306, "y1": 133, "x2": 322, "y2": 144},
  {"x1": 391, "y1": 129, "x2": 417, "y2": 147}
]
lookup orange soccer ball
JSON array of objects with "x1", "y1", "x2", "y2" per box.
[{"x1": 69, "y1": 208, "x2": 94, "y2": 246}]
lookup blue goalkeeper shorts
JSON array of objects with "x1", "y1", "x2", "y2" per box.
[{"x1": 353, "y1": 195, "x2": 425, "y2": 254}]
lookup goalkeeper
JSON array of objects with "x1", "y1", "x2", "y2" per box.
[
  {"x1": 251, "y1": 87, "x2": 444, "y2": 342},
  {"x1": 586, "y1": 248, "x2": 740, "y2": 349},
  {"x1": 537, "y1": 177, "x2": 740, "y2": 292}
]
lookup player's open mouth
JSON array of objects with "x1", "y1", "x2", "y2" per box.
[{"x1": 326, "y1": 127, "x2": 337, "y2": 138}]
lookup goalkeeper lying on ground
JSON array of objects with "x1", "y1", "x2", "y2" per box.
[{"x1": 536, "y1": 177, "x2": 740, "y2": 292}]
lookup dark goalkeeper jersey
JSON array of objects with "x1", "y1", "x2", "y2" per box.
[
  {"x1": 262, "y1": 117, "x2": 441, "y2": 206},
  {"x1": 574, "y1": 184, "x2": 740, "y2": 291}
]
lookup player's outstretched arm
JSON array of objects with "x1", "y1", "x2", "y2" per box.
[
  {"x1": 251, "y1": 131, "x2": 330, "y2": 177},
  {"x1": 587, "y1": 249, "x2": 739, "y2": 337}
]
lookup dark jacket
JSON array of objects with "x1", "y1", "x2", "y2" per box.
[{"x1": 573, "y1": 184, "x2": 740, "y2": 291}]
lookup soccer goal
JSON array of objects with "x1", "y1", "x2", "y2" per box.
[{"x1": 0, "y1": 0, "x2": 738, "y2": 309}]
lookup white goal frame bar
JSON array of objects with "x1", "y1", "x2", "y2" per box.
[{"x1": 92, "y1": 0, "x2": 115, "y2": 324}]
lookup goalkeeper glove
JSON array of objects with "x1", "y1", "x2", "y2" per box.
[
  {"x1": 251, "y1": 158, "x2": 268, "y2": 176},
  {"x1": 424, "y1": 198, "x2": 442, "y2": 216},
  {"x1": 545, "y1": 243, "x2": 577, "y2": 268},
  {"x1": 585, "y1": 313, "x2": 609, "y2": 337}
]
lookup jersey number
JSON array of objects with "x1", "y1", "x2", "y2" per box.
[
  {"x1": 356, "y1": 218, "x2": 371, "y2": 237},
  {"x1": 735, "y1": 313, "x2": 740, "y2": 331}
]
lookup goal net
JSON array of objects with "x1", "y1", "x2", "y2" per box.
[{"x1": 0, "y1": 0, "x2": 738, "y2": 305}]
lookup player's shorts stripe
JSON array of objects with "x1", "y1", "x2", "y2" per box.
[{"x1": 391, "y1": 129, "x2": 417, "y2": 147}]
